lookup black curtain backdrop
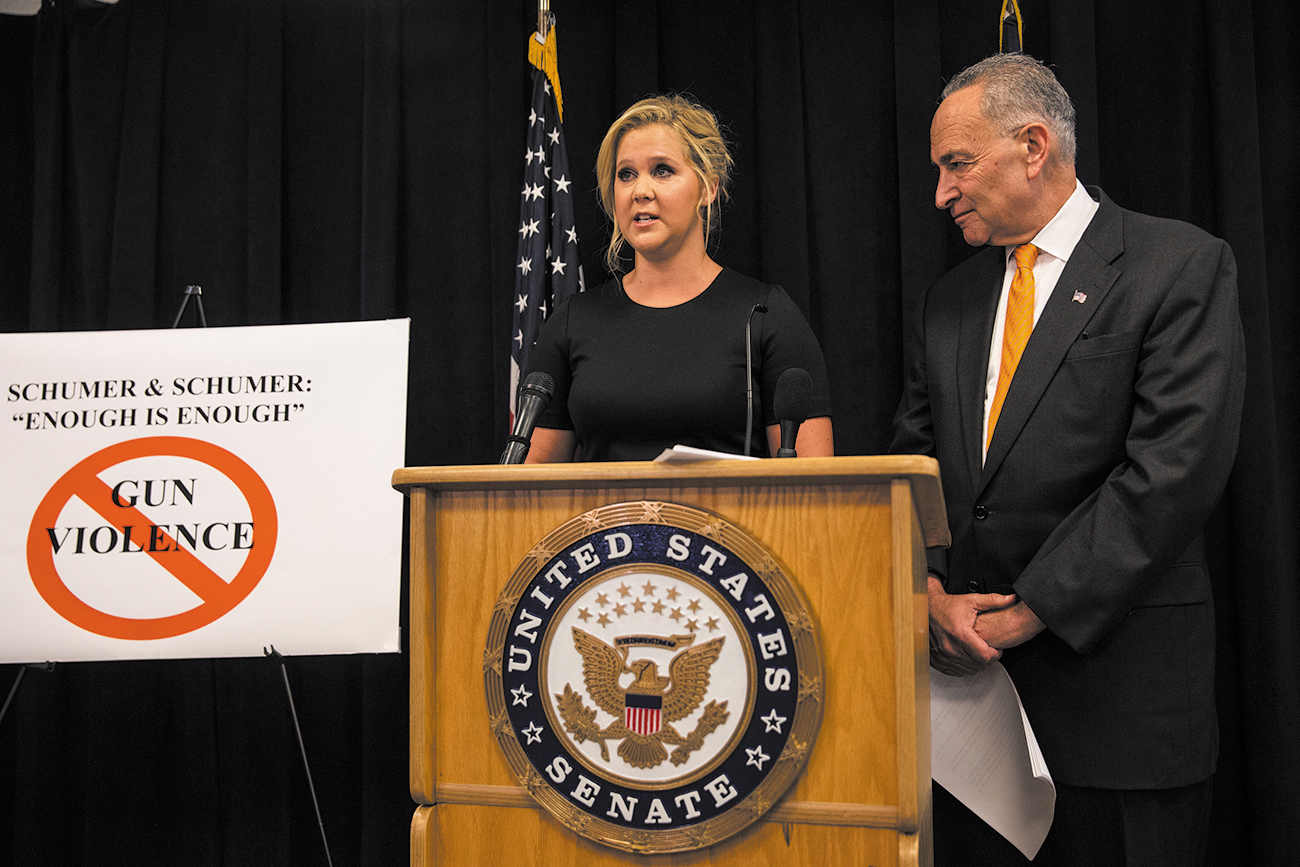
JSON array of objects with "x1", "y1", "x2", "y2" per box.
[{"x1": 1, "y1": 1, "x2": 1295, "y2": 864}]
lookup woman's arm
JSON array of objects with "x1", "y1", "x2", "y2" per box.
[
  {"x1": 524, "y1": 427, "x2": 577, "y2": 463},
  {"x1": 764, "y1": 416, "x2": 834, "y2": 457}
]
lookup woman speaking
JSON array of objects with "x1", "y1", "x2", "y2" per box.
[{"x1": 525, "y1": 95, "x2": 833, "y2": 462}]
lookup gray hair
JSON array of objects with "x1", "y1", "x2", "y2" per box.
[{"x1": 942, "y1": 54, "x2": 1077, "y2": 166}]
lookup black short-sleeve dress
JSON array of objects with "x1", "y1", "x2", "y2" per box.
[{"x1": 525, "y1": 268, "x2": 832, "y2": 462}]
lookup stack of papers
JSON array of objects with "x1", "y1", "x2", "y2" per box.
[{"x1": 930, "y1": 663, "x2": 1056, "y2": 859}]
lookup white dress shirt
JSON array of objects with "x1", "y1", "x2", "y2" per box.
[{"x1": 982, "y1": 180, "x2": 1100, "y2": 460}]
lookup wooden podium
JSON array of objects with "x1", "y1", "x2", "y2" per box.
[{"x1": 392, "y1": 456, "x2": 948, "y2": 866}]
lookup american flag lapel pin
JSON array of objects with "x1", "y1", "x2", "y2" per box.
[{"x1": 1072, "y1": 290, "x2": 1088, "y2": 304}]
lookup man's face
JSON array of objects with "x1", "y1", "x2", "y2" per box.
[{"x1": 929, "y1": 85, "x2": 1034, "y2": 246}]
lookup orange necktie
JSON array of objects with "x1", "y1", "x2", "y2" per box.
[{"x1": 986, "y1": 243, "x2": 1038, "y2": 449}]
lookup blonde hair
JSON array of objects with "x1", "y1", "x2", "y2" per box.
[{"x1": 594, "y1": 94, "x2": 734, "y2": 272}]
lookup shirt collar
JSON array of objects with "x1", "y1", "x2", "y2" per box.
[{"x1": 1005, "y1": 179, "x2": 1099, "y2": 265}]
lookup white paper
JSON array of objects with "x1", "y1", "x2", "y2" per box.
[
  {"x1": 930, "y1": 662, "x2": 1056, "y2": 859},
  {"x1": 652, "y1": 444, "x2": 759, "y2": 463}
]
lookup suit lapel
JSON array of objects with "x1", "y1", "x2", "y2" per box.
[
  {"x1": 957, "y1": 249, "x2": 1004, "y2": 490},
  {"x1": 978, "y1": 193, "x2": 1125, "y2": 493}
]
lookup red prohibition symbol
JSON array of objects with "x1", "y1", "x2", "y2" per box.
[{"x1": 26, "y1": 436, "x2": 278, "y2": 640}]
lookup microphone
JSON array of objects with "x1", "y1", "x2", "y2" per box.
[
  {"x1": 742, "y1": 303, "x2": 768, "y2": 457},
  {"x1": 499, "y1": 371, "x2": 556, "y2": 464},
  {"x1": 773, "y1": 367, "x2": 812, "y2": 458}
]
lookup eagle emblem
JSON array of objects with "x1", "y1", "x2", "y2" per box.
[{"x1": 557, "y1": 627, "x2": 729, "y2": 769}]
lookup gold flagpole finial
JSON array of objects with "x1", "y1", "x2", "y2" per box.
[
  {"x1": 538, "y1": 0, "x2": 551, "y2": 42},
  {"x1": 999, "y1": 0, "x2": 1024, "y2": 53},
  {"x1": 528, "y1": 10, "x2": 564, "y2": 119}
]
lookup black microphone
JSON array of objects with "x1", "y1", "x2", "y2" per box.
[
  {"x1": 773, "y1": 367, "x2": 812, "y2": 458},
  {"x1": 499, "y1": 371, "x2": 556, "y2": 464},
  {"x1": 742, "y1": 303, "x2": 768, "y2": 457}
]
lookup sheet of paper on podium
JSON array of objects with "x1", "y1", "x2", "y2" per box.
[
  {"x1": 652, "y1": 444, "x2": 759, "y2": 462},
  {"x1": 930, "y1": 662, "x2": 1056, "y2": 859}
]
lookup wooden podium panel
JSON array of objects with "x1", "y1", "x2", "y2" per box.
[
  {"x1": 393, "y1": 456, "x2": 946, "y2": 867},
  {"x1": 412, "y1": 804, "x2": 910, "y2": 866}
]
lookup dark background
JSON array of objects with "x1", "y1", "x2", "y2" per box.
[{"x1": 1, "y1": 1, "x2": 1296, "y2": 863}]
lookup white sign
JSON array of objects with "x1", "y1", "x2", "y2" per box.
[{"x1": 1, "y1": 319, "x2": 408, "y2": 663}]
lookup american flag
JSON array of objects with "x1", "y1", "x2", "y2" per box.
[{"x1": 509, "y1": 18, "x2": 583, "y2": 422}]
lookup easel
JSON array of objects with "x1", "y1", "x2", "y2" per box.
[
  {"x1": 0, "y1": 662, "x2": 53, "y2": 731},
  {"x1": 264, "y1": 646, "x2": 335, "y2": 867},
  {"x1": 169, "y1": 284, "x2": 209, "y2": 328},
  {"x1": 4, "y1": 285, "x2": 335, "y2": 866},
  {"x1": 170, "y1": 284, "x2": 335, "y2": 866}
]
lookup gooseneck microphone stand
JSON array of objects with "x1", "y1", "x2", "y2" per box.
[{"x1": 742, "y1": 303, "x2": 768, "y2": 457}]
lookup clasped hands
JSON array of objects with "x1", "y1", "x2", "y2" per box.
[{"x1": 927, "y1": 575, "x2": 1045, "y2": 676}]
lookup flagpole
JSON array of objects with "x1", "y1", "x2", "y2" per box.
[{"x1": 508, "y1": 6, "x2": 583, "y2": 428}]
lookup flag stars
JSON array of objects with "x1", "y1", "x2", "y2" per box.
[
  {"x1": 551, "y1": 257, "x2": 567, "y2": 275},
  {"x1": 745, "y1": 745, "x2": 771, "y2": 771},
  {"x1": 685, "y1": 618, "x2": 699, "y2": 632},
  {"x1": 617, "y1": 583, "x2": 632, "y2": 598},
  {"x1": 534, "y1": 146, "x2": 546, "y2": 163},
  {"x1": 524, "y1": 148, "x2": 534, "y2": 165},
  {"x1": 665, "y1": 587, "x2": 680, "y2": 601},
  {"x1": 514, "y1": 293, "x2": 528, "y2": 312},
  {"x1": 553, "y1": 174, "x2": 571, "y2": 194},
  {"x1": 613, "y1": 603, "x2": 627, "y2": 617},
  {"x1": 548, "y1": 127, "x2": 560, "y2": 145},
  {"x1": 565, "y1": 226, "x2": 579, "y2": 245},
  {"x1": 577, "y1": 607, "x2": 591, "y2": 623},
  {"x1": 761, "y1": 708, "x2": 787, "y2": 733},
  {"x1": 651, "y1": 600, "x2": 666, "y2": 615},
  {"x1": 522, "y1": 721, "x2": 544, "y2": 744},
  {"x1": 687, "y1": 598, "x2": 702, "y2": 614},
  {"x1": 528, "y1": 107, "x2": 539, "y2": 127},
  {"x1": 641, "y1": 581, "x2": 657, "y2": 596},
  {"x1": 670, "y1": 607, "x2": 683, "y2": 622},
  {"x1": 511, "y1": 685, "x2": 533, "y2": 707},
  {"x1": 520, "y1": 218, "x2": 541, "y2": 238},
  {"x1": 632, "y1": 599, "x2": 645, "y2": 613},
  {"x1": 595, "y1": 592, "x2": 610, "y2": 607},
  {"x1": 596, "y1": 612, "x2": 611, "y2": 627},
  {"x1": 706, "y1": 616, "x2": 720, "y2": 632},
  {"x1": 513, "y1": 329, "x2": 523, "y2": 347}
]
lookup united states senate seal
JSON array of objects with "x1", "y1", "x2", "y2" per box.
[{"x1": 483, "y1": 501, "x2": 823, "y2": 854}]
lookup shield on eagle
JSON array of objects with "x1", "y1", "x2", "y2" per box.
[{"x1": 624, "y1": 691, "x2": 662, "y2": 735}]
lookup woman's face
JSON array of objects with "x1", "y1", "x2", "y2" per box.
[{"x1": 613, "y1": 124, "x2": 713, "y2": 263}]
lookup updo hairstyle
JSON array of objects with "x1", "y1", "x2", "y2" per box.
[{"x1": 594, "y1": 94, "x2": 734, "y2": 271}]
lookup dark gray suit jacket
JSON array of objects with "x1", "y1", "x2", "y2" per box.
[{"x1": 891, "y1": 189, "x2": 1246, "y2": 788}]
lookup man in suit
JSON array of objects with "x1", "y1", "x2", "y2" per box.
[{"x1": 891, "y1": 54, "x2": 1246, "y2": 864}]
